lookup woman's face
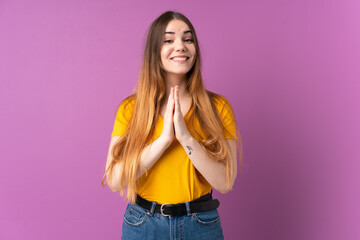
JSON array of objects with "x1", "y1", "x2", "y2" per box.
[{"x1": 160, "y1": 19, "x2": 196, "y2": 77}]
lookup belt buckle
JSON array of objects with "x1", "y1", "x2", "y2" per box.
[{"x1": 160, "y1": 203, "x2": 172, "y2": 217}]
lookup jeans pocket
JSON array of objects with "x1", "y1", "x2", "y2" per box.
[
  {"x1": 192, "y1": 209, "x2": 221, "y2": 226},
  {"x1": 123, "y1": 203, "x2": 148, "y2": 227}
]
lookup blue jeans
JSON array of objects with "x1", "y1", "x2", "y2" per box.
[{"x1": 121, "y1": 196, "x2": 224, "y2": 239}]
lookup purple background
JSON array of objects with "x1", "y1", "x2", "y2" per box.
[{"x1": 1, "y1": 0, "x2": 359, "y2": 239}]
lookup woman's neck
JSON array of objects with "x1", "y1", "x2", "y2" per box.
[{"x1": 163, "y1": 73, "x2": 190, "y2": 100}]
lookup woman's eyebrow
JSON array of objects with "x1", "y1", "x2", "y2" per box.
[{"x1": 164, "y1": 30, "x2": 192, "y2": 35}]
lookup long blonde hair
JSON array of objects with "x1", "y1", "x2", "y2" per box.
[{"x1": 102, "y1": 11, "x2": 243, "y2": 204}]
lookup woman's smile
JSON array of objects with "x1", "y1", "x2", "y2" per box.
[
  {"x1": 171, "y1": 56, "x2": 190, "y2": 63},
  {"x1": 171, "y1": 58, "x2": 189, "y2": 63}
]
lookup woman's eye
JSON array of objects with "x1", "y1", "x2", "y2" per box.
[{"x1": 164, "y1": 39, "x2": 193, "y2": 43}]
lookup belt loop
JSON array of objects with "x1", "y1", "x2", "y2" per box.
[
  {"x1": 150, "y1": 201, "x2": 156, "y2": 215},
  {"x1": 185, "y1": 201, "x2": 191, "y2": 216}
]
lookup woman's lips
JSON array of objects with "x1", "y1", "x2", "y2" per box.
[{"x1": 171, "y1": 57, "x2": 189, "y2": 63}]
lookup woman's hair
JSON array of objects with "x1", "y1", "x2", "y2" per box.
[{"x1": 102, "y1": 10, "x2": 243, "y2": 204}]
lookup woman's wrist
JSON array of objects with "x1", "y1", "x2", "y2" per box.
[
  {"x1": 178, "y1": 134, "x2": 194, "y2": 148},
  {"x1": 158, "y1": 134, "x2": 173, "y2": 148}
]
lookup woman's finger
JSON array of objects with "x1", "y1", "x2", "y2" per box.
[
  {"x1": 174, "y1": 86, "x2": 180, "y2": 114},
  {"x1": 167, "y1": 87, "x2": 174, "y2": 112},
  {"x1": 160, "y1": 87, "x2": 175, "y2": 145}
]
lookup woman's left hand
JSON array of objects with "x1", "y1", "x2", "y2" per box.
[{"x1": 173, "y1": 86, "x2": 192, "y2": 144}]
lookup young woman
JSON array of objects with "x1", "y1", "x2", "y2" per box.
[{"x1": 102, "y1": 10, "x2": 243, "y2": 240}]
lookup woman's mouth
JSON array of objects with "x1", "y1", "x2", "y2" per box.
[{"x1": 171, "y1": 57, "x2": 189, "y2": 63}]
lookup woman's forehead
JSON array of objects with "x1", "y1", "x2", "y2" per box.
[{"x1": 165, "y1": 20, "x2": 191, "y2": 33}]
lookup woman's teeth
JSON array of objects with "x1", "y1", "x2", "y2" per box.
[{"x1": 172, "y1": 57, "x2": 188, "y2": 61}]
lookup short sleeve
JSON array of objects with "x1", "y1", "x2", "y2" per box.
[
  {"x1": 110, "y1": 97, "x2": 134, "y2": 137},
  {"x1": 217, "y1": 97, "x2": 238, "y2": 140}
]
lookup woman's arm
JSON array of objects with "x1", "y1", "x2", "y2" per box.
[
  {"x1": 106, "y1": 88, "x2": 176, "y2": 192},
  {"x1": 172, "y1": 85, "x2": 238, "y2": 194},
  {"x1": 179, "y1": 137, "x2": 238, "y2": 194},
  {"x1": 105, "y1": 135, "x2": 171, "y2": 192}
]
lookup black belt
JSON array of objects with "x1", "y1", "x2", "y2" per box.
[{"x1": 135, "y1": 190, "x2": 220, "y2": 217}]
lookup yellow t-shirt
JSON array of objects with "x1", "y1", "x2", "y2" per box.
[{"x1": 111, "y1": 94, "x2": 237, "y2": 204}]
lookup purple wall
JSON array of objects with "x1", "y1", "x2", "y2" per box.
[{"x1": 1, "y1": 0, "x2": 359, "y2": 239}]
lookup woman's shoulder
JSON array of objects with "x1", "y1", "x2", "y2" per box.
[
  {"x1": 118, "y1": 94, "x2": 136, "y2": 109},
  {"x1": 206, "y1": 91, "x2": 237, "y2": 130},
  {"x1": 115, "y1": 94, "x2": 136, "y2": 116},
  {"x1": 206, "y1": 90, "x2": 232, "y2": 109}
]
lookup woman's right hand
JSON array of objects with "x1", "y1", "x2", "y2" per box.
[{"x1": 159, "y1": 87, "x2": 175, "y2": 146}]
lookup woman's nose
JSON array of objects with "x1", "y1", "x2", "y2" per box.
[{"x1": 174, "y1": 39, "x2": 186, "y2": 51}]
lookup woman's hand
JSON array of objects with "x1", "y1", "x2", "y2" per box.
[
  {"x1": 159, "y1": 87, "x2": 175, "y2": 146},
  {"x1": 173, "y1": 86, "x2": 192, "y2": 144},
  {"x1": 159, "y1": 86, "x2": 192, "y2": 146}
]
